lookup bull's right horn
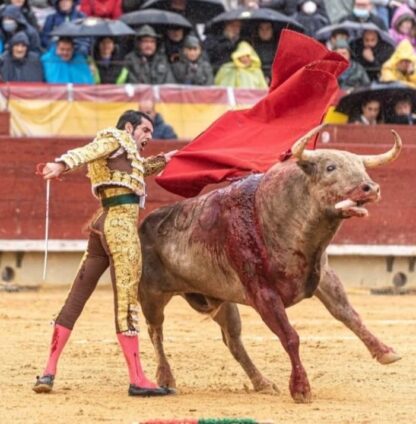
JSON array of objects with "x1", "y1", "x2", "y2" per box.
[
  {"x1": 361, "y1": 130, "x2": 403, "y2": 168},
  {"x1": 291, "y1": 124, "x2": 326, "y2": 160}
]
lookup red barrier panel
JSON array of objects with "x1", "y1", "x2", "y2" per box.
[{"x1": 0, "y1": 124, "x2": 414, "y2": 245}]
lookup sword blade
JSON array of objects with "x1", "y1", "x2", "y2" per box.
[{"x1": 42, "y1": 179, "x2": 50, "y2": 281}]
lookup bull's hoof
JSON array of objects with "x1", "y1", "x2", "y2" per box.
[
  {"x1": 377, "y1": 351, "x2": 401, "y2": 365},
  {"x1": 253, "y1": 378, "x2": 280, "y2": 395},
  {"x1": 292, "y1": 391, "x2": 312, "y2": 404},
  {"x1": 156, "y1": 366, "x2": 177, "y2": 389}
]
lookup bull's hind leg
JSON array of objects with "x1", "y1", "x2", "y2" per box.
[
  {"x1": 140, "y1": 291, "x2": 177, "y2": 388},
  {"x1": 211, "y1": 301, "x2": 279, "y2": 394},
  {"x1": 315, "y1": 267, "x2": 401, "y2": 364}
]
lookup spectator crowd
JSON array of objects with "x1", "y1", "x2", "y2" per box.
[{"x1": 1, "y1": 0, "x2": 416, "y2": 124}]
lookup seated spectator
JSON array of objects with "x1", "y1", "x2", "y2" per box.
[
  {"x1": 172, "y1": 35, "x2": 214, "y2": 85},
  {"x1": 0, "y1": 5, "x2": 41, "y2": 53},
  {"x1": 30, "y1": 0, "x2": 55, "y2": 30},
  {"x1": 41, "y1": 0, "x2": 86, "y2": 51},
  {"x1": 380, "y1": 39, "x2": 416, "y2": 88},
  {"x1": 41, "y1": 36, "x2": 94, "y2": 83},
  {"x1": 125, "y1": 24, "x2": 175, "y2": 84},
  {"x1": 333, "y1": 39, "x2": 370, "y2": 91},
  {"x1": 90, "y1": 36, "x2": 128, "y2": 84},
  {"x1": 80, "y1": 0, "x2": 122, "y2": 19},
  {"x1": 0, "y1": 31, "x2": 43, "y2": 81},
  {"x1": 341, "y1": 0, "x2": 387, "y2": 30},
  {"x1": 257, "y1": 0, "x2": 298, "y2": 16},
  {"x1": 291, "y1": 0, "x2": 329, "y2": 38},
  {"x1": 325, "y1": 28, "x2": 350, "y2": 51},
  {"x1": 214, "y1": 41, "x2": 268, "y2": 89},
  {"x1": 4, "y1": 0, "x2": 40, "y2": 31},
  {"x1": 389, "y1": 4, "x2": 416, "y2": 48},
  {"x1": 349, "y1": 98, "x2": 382, "y2": 124},
  {"x1": 350, "y1": 29, "x2": 394, "y2": 81},
  {"x1": 250, "y1": 21, "x2": 277, "y2": 83},
  {"x1": 385, "y1": 96, "x2": 416, "y2": 124},
  {"x1": 164, "y1": 25, "x2": 188, "y2": 64},
  {"x1": 204, "y1": 20, "x2": 242, "y2": 74},
  {"x1": 139, "y1": 99, "x2": 178, "y2": 140}
]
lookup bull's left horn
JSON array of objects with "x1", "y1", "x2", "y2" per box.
[
  {"x1": 291, "y1": 124, "x2": 326, "y2": 160},
  {"x1": 361, "y1": 130, "x2": 403, "y2": 168}
]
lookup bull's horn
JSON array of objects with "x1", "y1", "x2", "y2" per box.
[
  {"x1": 291, "y1": 124, "x2": 326, "y2": 160},
  {"x1": 361, "y1": 130, "x2": 402, "y2": 168}
]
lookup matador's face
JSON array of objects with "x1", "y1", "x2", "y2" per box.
[{"x1": 132, "y1": 118, "x2": 154, "y2": 151}]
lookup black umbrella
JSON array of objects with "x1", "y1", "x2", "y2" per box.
[
  {"x1": 315, "y1": 21, "x2": 394, "y2": 46},
  {"x1": 140, "y1": 0, "x2": 225, "y2": 23},
  {"x1": 50, "y1": 17, "x2": 136, "y2": 37},
  {"x1": 120, "y1": 8, "x2": 192, "y2": 30},
  {"x1": 336, "y1": 82, "x2": 416, "y2": 117},
  {"x1": 205, "y1": 7, "x2": 304, "y2": 34}
]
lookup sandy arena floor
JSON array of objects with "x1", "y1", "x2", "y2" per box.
[{"x1": 0, "y1": 285, "x2": 415, "y2": 424}]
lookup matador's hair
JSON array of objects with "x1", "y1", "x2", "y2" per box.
[{"x1": 116, "y1": 110, "x2": 154, "y2": 131}]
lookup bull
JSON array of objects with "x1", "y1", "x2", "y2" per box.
[{"x1": 139, "y1": 125, "x2": 402, "y2": 403}]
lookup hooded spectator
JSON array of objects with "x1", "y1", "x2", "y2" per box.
[
  {"x1": 389, "y1": 4, "x2": 416, "y2": 48},
  {"x1": 380, "y1": 39, "x2": 416, "y2": 88},
  {"x1": 214, "y1": 41, "x2": 268, "y2": 89},
  {"x1": 164, "y1": 25, "x2": 189, "y2": 64},
  {"x1": 125, "y1": 24, "x2": 175, "y2": 84},
  {"x1": 350, "y1": 29, "x2": 394, "y2": 81},
  {"x1": 0, "y1": 31, "x2": 43, "y2": 81},
  {"x1": 204, "y1": 19, "x2": 242, "y2": 74},
  {"x1": 4, "y1": 0, "x2": 40, "y2": 30},
  {"x1": 0, "y1": 5, "x2": 41, "y2": 53},
  {"x1": 333, "y1": 38, "x2": 370, "y2": 91},
  {"x1": 172, "y1": 35, "x2": 214, "y2": 85},
  {"x1": 41, "y1": 36, "x2": 94, "y2": 83},
  {"x1": 41, "y1": 0, "x2": 86, "y2": 50},
  {"x1": 341, "y1": 0, "x2": 387, "y2": 30},
  {"x1": 250, "y1": 21, "x2": 277, "y2": 83},
  {"x1": 90, "y1": 36, "x2": 128, "y2": 84},
  {"x1": 80, "y1": 0, "x2": 122, "y2": 19},
  {"x1": 292, "y1": 0, "x2": 329, "y2": 37}
]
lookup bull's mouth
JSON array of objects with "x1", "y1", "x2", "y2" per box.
[{"x1": 334, "y1": 198, "x2": 372, "y2": 218}]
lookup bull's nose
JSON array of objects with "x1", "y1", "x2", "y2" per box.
[{"x1": 361, "y1": 181, "x2": 380, "y2": 195}]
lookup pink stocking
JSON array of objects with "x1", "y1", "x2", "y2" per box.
[
  {"x1": 117, "y1": 333, "x2": 158, "y2": 388},
  {"x1": 43, "y1": 324, "x2": 72, "y2": 376}
]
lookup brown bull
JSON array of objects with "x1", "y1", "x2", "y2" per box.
[{"x1": 138, "y1": 125, "x2": 402, "y2": 403}]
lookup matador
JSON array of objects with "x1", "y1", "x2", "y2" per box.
[{"x1": 33, "y1": 110, "x2": 176, "y2": 397}]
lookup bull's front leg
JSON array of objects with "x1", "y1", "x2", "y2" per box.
[
  {"x1": 251, "y1": 288, "x2": 311, "y2": 403},
  {"x1": 315, "y1": 267, "x2": 401, "y2": 364}
]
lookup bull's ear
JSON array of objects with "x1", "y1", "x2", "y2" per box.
[{"x1": 297, "y1": 160, "x2": 317, "y2": 176}]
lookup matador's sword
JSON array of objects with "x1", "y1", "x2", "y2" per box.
[
  {"x1": 36, "y1": 163, "x2": 51, "y2": 281},
  {"x1": 43, "y1": 178, "x2": 51, "y2": 281}
]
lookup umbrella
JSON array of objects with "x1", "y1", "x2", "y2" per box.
[
  {"x1": 315, "y1": 21, "x2": 394, "y2": 46},
  {"x1": 50, "y1": 17, "x2": 135, "y2": 37},
  {"x1": 140, "y1": 0, "x2": 225, "y2": 23},
  {"x1": 120, "y1": 8, "x2": 192, "y2": 30},
  {"x1": 335, "y1": 82, "x2": 416, "y2": 117},
  {"x1": 205, "y1": 7, "x2": 304, "y2": 34}
]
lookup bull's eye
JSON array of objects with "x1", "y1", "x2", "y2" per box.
[{"x1": 326, "y1": 164, "x2": 336, "y2": 172}]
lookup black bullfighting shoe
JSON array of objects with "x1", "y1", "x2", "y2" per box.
[
  {"x1": 32, "y1": 374, "x2": 55, "y2": 393},
  {"x1": 128, "y1": 385, "x2": 176, "y2": 397}
]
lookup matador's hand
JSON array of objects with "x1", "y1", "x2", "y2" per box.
[
  {"x1": 42, "y1": 162, "x2": 67, "y2": 180},
  {"x1": 164, "y1": 150, "x2": 178, "y2": 163}
]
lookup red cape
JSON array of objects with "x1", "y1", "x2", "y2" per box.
[{"x1": 156, "y1": 30, "x2": 348, "y2": 198}]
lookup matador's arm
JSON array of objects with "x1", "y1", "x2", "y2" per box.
[
  {"x1": 143, "y1": 154, "x2": 167, "y2": 177},
  {"x1": 55, "y1": 133, "x2": 120, "y2": 170}
]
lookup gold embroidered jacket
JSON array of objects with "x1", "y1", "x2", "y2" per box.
[{"x1": 55, "y1": 128, "x2": 166, "y2": 197}]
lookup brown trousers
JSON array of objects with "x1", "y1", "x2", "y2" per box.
[{"x1": 55, "y1": 199, "x2": 141, "y2": 333}]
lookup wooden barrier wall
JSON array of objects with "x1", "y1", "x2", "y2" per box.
[{"x1": 1, "y1": 124, "x2": 415, "y2": 245}]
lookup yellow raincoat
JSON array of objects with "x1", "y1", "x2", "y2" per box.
[
  {"x1": 214, "y1": 41, "x2": 268, "y2": 89},
  {"x1": 380, "y1": 39, "x2": 416, "y2": 87}
]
